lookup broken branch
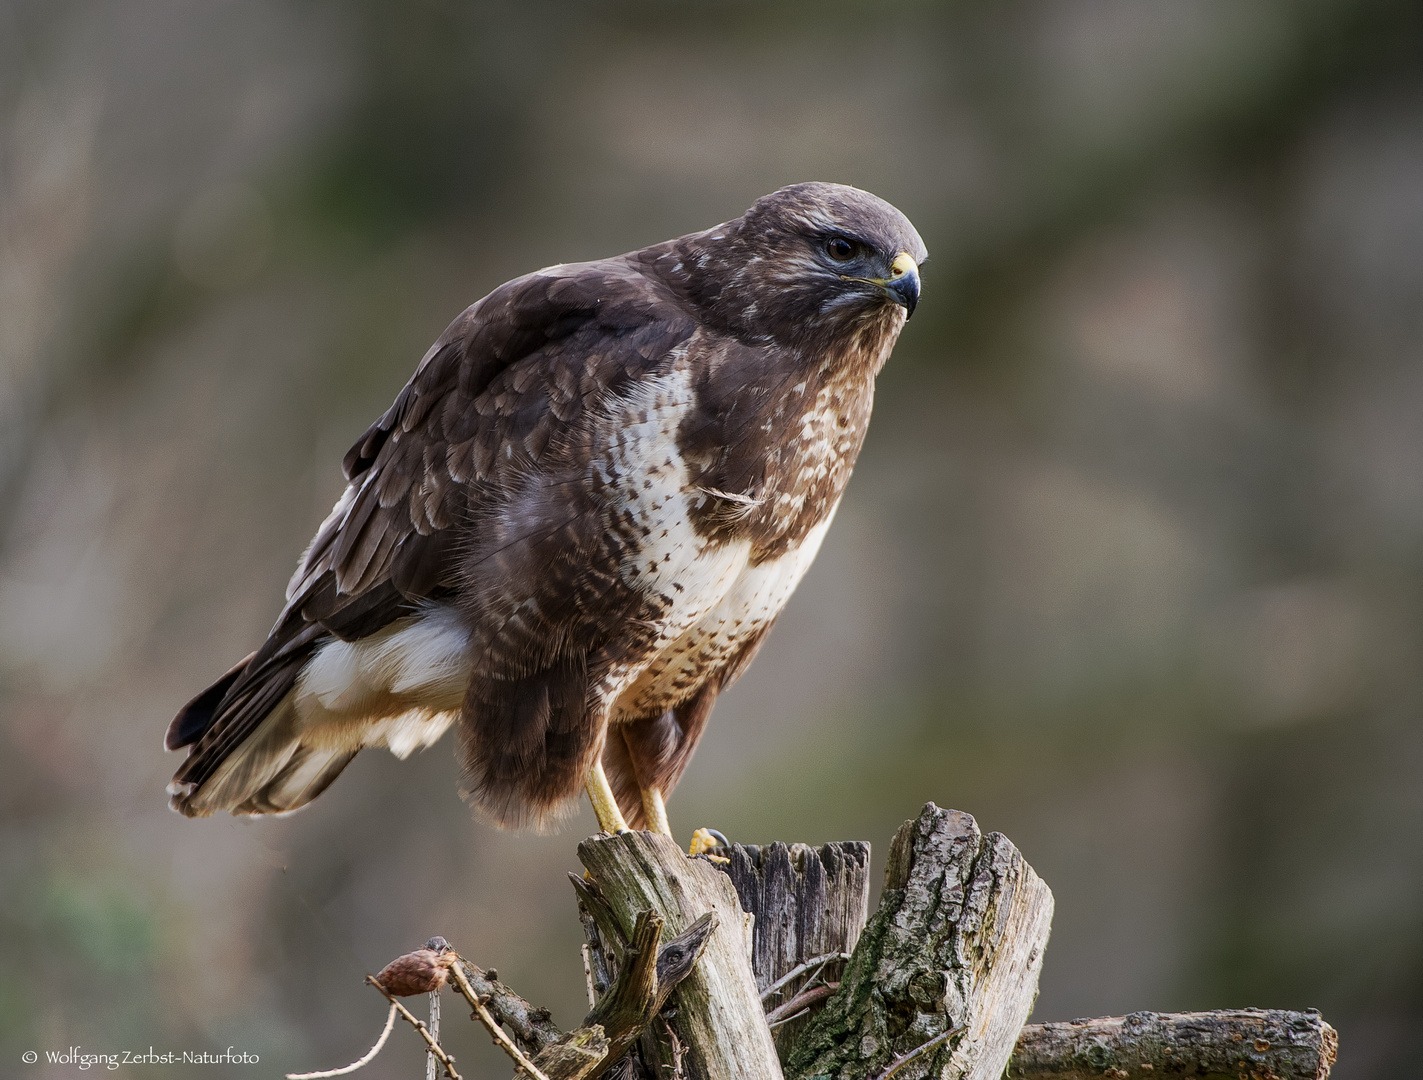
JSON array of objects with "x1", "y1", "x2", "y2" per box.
[
  {"x1": 1008, "y1": 1009, "x2": 1338, "y2": 1080},
  {"x1": 766, "y1": 984, "x2": 839, "y2": 1027},
  {"x1": 453, "y1": 957, "x2": 564, "y2": 1057},
  {"x1": 759, "y1": 952, "x2": 851, "y2": 1004},
  {"x1": 448, "y1": 960, "x2": 552, "y2": 1080}
]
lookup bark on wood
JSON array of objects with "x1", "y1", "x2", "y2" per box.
[
  {"x1": 570, "y1": 873, "x2": 623, "y2": 996},
  {"x1": 1009, "y1": 1010, "x2": 1337, "y2": 1080},
  {"x1": 373, "y1": 817, "x2": 1340, "y2": 1080},
  {"x1": 578, "y1": 829, "x2": 784, "y2": 1080},
  {"x1": 583, "y1": 909, "x2": 662, "y2": 1068},
  {"x1": 575, "y1": 885, "x2": 618, "y2": 1003},
  {"x1": 528, "y1": 911, "x2": 717, "y2": 1080},
  {"x1": 528, "y1": 1027, "x2": 610, "y2": 1080},
  {"x1": 721, "y1": 840, "x2": 870, "y2": 1057},
  {"x1": 785, "y1": 803, "x2": 1054, "y2": 1080}
]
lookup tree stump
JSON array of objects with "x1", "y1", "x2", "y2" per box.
[
  {"x1": 722, "y1": 840, "x2": 871, "y2": 1057},
  {"x1": 786, "y1": 803, "x2": 1055, "y2": 1080},
  {"x1": 341, "y1": 803, "x2": 1337, "y2": 1080}
]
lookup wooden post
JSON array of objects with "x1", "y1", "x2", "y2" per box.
[
  {"x1": 721, "y1": 841, "x2": 870, "y2": 1057},
  {"x1": 577, "y1": 829, "x2": 784, "y2": 1080},
  {"x1": 786, "y1": 803, "x2": 1055, "y2": 1080}
]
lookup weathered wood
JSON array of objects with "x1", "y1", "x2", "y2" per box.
[
  {"x1": 722, "y1": 841, "x2": 870, "y2": 1057},
  {"x1": 785, "y1": 803, "x2": 1054, "y2": 1080},
  {"x1": 529, "y1": 1027, "x2": 610, "y2": 1080},
  {"x1": 570, "y1": 873, "x2": 623, "y2": 996},
  {"x1": 1009, "y1": 1010, "x2": 1337, "y2": 1080},
  {"x1": 651, "y1": 911, "x2": 719, "y2": 1005},
  {"x1": 573, "y1": 877, "x2": 618, "y2": 1002},
  {"x1": 447, "y1": 963, "x2": 554, "y2": 1080},
  {"x1": 569, "y1": 908, "x2": 718, "y2": 1076},
  {"x1": 374, "y1": 911, "x2": 707, "y2": 1080},
  {"x1": 578, "y1": 829, "x2": 783, "y2": 1080},
  {"x1": 361, "y1": 821, "x2": 1344, "y2": 1080},
  {"x1": 523, "y1": 910, "x2": 718, "y2": 1080},
  {"x1": 582, "y1": 909, "x2": 662, "y2": 1070}
]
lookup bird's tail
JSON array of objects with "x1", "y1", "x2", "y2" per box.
[
  {"x1": 167, "y1": 635, "x2": 359, "y2": 817},
  {"x1": 168, "y1": 688, "x2": 358, "y2": 816}
]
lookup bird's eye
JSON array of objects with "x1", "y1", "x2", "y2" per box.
[{"x1": 825, "y1": 237, "x2": 857, "y2": 262}]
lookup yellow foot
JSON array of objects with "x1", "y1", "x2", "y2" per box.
[
  {"x1": 689, "y1": 827, "x2": 731, "y2": 863},
  {"x1": 585, "y1": 760, "x2": 629, "y2": 834}
]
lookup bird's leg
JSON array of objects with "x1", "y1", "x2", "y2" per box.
[
  {"x1": 586, "y1": 759, "x2": 630, "y2": 834},
  {"x1": 640, "y1": 786, "x2": 673, "y2": 838}
]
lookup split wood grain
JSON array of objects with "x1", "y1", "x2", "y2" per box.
[{"x1": 722, "y1": 841, "x2": 870, "y2": 1058}]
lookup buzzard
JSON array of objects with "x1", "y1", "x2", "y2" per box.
[{"x1": 166, "y1": 182, "x2": 925, "y2": 836}]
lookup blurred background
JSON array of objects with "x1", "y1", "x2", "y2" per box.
[{"x1": 3, "y1": 1, "x2": 1422, "y2": 1076}]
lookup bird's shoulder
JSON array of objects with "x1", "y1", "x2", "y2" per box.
[{"x1": 347, "y1": 254, "x2": 698, "y2": 476}]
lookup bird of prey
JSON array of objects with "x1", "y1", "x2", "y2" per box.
[{"x1": 166, "y1": 182, "x2": 925, "y2": 837}]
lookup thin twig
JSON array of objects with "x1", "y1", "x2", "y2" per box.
[
  {"x1": 426, "y1": 989, "x2": 440, "y2": 1080},
  {"x1": 448, "y1": 960, "x2": 552, "y2": 1080},
  {"x1": 872, "y1": 1025, "x2": 964, "y2": 1080},
  {"x1": 365, "y1": 977, "x2": 463, "y2": 1080},
  {"x1": 660, "y1": 1016, "x2": 685, "y2": 1079},
  {"x1": 581, "y1": 944, "x2": 597, "y2": 1008},
  {"x1": 759, "y1": 952, "x2": 852, "y2": 1003},
  {"x1": 768, "y1": 1007, "x2": 810, "y2": 1029},
  {"x1": 450, "y1": 956, "x2": 563, "y2": 1055},
  {"x1": 765, "y1": 982, "x2": 839, "y2": 1025},
  {"x1": 285, "y1": 1002, "x2": 398, "y2": 1079}
]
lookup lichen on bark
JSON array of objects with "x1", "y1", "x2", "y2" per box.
[{"x1": 785, "y1": 803, "x2": 1053, "y2": 1080}]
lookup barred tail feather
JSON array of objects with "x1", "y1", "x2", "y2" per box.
[{"x1": 167, "y1": 691, "x2": 360, "y2": 817}]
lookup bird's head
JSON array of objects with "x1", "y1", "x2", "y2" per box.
[{"x1": 668, "y1": 182, "x2": 927, "y2": 352}]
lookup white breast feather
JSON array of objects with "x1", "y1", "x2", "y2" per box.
[{"x1": 592, "y1": 369, "x2": 754, "y2": 703}]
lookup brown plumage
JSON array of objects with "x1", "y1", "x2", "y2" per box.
[{"x1": 166, "y1": 182, "x2": 926, "y2": 831}]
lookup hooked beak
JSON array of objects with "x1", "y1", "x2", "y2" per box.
[
  {"x1": 884, "y1": 252, "x2": 920, "y2": 318},
  {"x1": 844, "y1": 252, "x2": 921, "y2": 318}
]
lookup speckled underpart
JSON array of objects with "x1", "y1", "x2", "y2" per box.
[
  {"x1": 167, "y1": 181, "x2": 926, "y2": 827},
  {"x1": 617, "y1": 512, "x2": 836, "y2": 718},
  {"x1": 602, "y1": 368, "x2": 751, "y2": 658}
]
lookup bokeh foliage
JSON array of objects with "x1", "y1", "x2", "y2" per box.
[{"x1": 2, "y1": 1, "x2": 1422, "y2": 1076}]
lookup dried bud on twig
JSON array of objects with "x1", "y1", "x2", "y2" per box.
[{"x1": 374, "y1": 948, "x2": 455, "y2": 997}]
